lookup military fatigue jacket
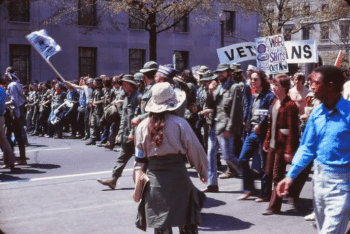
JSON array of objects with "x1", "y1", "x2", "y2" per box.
[
  {"x1": 207, "y1": 79, "x2": 244, "y2": 135},
  {"x1": 118, "y1": 90, "x2": 141, "y2": 143}
]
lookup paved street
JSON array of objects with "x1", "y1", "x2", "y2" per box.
[{"x1": 0, "y1": 135, "x2": 319, "y2": 234}]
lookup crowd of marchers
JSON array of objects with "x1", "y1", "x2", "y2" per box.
[{"x1": 1, "y1": 63, "x2": 350, "y2": 234}]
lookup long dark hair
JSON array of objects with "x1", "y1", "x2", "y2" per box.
[
  {"x1": 148, "y1": 111, "x2": 176, "y2": 147},
  {"x1": 252, "y1": 70, "x2": 271, "y2": 91}
]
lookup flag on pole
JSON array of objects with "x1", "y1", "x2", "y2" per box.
[
  {"x1": 26, "y1": 29, "x2": 61, "y2": 61},
  {"x1": 334, "y1": 50, "x2": 343, "y2": 68}
]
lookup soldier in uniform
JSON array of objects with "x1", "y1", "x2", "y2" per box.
[
  {"x1": 97, "y1": 75, "x2": 142, "y2": 189},
  {"x1": 131, "y1": 61, "x2": 158, "y2": 127},
  {"x1": 86, "y1": 78, "x2": 104, "y2": 145}
]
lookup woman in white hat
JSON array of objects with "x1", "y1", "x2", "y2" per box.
[{"x1": 134, "y1": 82, "x2": 208, "y2": 234}]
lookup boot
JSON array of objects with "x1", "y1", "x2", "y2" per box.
[
  {"x1": 85, "y1": 139, "x2": 96, "y2": 145},
  {"x1": 97, "y1": 177, "x2": 117, "y2": 189}
]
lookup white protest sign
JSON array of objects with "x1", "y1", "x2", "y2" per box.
[
  {"x1": 285, "y1": 40, "x2": 318, "y2": 64},
  {"x1": 217, "y1": 42, "x2": 256, "y2": 64},
  {"x1": 255, "y1": 34, "x2": 288, "y2": 75}
]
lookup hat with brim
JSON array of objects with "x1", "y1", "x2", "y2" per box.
[
  {"x1": 200, "y1": 71, "x2": 218, "y2": 82},
  {"x1": 140, "y1": 61, "x2": 158, "y2": 73},
  {"x1": 121, "y1": 74, "x2": 138, "y2": 86},
  {"x1": 234, "y1": 64, "x2": 243, "y2": 72},
  {"x1": 197, "y1": 66, "x2": 210, "y2": 75},
  {"x1": 145, "y1": 82, "x2": 186, "y2": 113},
  {"x1": 214, "y1": 63, "x2": 231, "y2": 73},
  {"x1": 134, "y1": 72, "x2": 144, "y2": 83},
  {"x1": 247, "y1": 64, "x2": 257, "y2": 71}
]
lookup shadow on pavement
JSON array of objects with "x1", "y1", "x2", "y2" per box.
[
  {"x1": 29, "y1": 163, "x2": 61, "y2": 170},
  {"x1": 281, "y1": 198, "x2": 313, "y2": 217},
  {"x1": 26, "y1": 143, "x2": 49, "y2": 148},
  {"x1": 203, "y1": 197, "x2": 226, "y2": 209},
  {"x1": 199, "y1": 212, "x2": 253, "y2": 231},
  {"x1": 0, "y1": 168, "x2": 46, "y2": 175},
  {"x1": 0, "y1": 173, "x2": 30, "y2": 182},
  {"x1": 187, "y1": 171, "x2": 199, "y2": 178},
  {"x1": 102, "y1": 187, "x2": 134, "y2": 192}
]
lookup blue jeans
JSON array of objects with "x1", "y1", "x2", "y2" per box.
[
  {"x1": 207, "y1": 127, "x2": 239, "y2": 186},
  {"x1": 239, "y1": 131, "x2": 271, "y2": 198},
  {"x1": 313, "y1": 161, "x2": 350, "y2": 234}
]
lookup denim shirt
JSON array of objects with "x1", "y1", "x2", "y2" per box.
[
  {"x1": 287, "y1": 97, "x2": 350, "y2": 180},
  {"x1": 0, "y1": 86, "x2": 6, "y2": 115}
]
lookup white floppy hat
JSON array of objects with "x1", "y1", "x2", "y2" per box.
[
  {"x1": 247, "y1": 65, "x2": 257, "y2": 71},
  {"x1": 145, "y1": 82, "x2": 186, "y2": 113}
]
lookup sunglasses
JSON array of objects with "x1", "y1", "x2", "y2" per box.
[{"x1": 251, "y1": 78, "x2": 260, "y2": 81}]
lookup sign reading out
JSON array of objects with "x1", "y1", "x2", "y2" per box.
[{"x1": 255, "y1": 34, "x2": 288, "y2": 75}]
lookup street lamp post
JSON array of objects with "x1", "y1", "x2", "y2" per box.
[{"x1": 219, "y1": 12, "x2": 226, "y2": 48}]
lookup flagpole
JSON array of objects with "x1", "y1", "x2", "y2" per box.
[{"x1": 30, "y1": 44, "x2": 66, "y2": 82}]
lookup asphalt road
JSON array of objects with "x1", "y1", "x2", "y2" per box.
[{"x1": 0, "y1": 134, "x2": 324, "y2": 234}]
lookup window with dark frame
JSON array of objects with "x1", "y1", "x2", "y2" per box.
[
  {"x1": 302, "y1": 26, "x2": 310, "y2": 40},
  {"x1": 285, "y1": 7, "x2": 292, "y2": 19},
  {"x1": 129, "y1": 49, "x2": 145, "y2": 74},
  {"x1": 8, "y1": 0, "x2": 30, "y2": 22},
  {"x1": 174, "y1": 51, "x2": 189, "y2": 72},
  {"x1": 321, "y1": 4, "x2": 329, "y2": 12},
  {"x1": 223, "y1": 11, "x2": 236, "y2": 35},
  {"x1": 340, "y1": 21, "x2": 350, "y2": 40},
  {"x1": 79, "y1": 47, "x2": 97, "y2": 78},
  {"x1": 303, "y1": 5, "x2": 310, "y2": 16},
  {"x1": 9, "y1": 45, "x2": 31, "y2": 84},
  {"x1": 320, "y1": 23, "x2": 330, "y2": 39},
  {"x1": 128, "y1": 3, "x2": 145, "y2": 30},
  {"x1": 284, "y1": 28, "x2": 292, "y2": 41},
  {"x1": 78, "y1": 0, "x2": 97, "y2": 26},
  {"x1": 174, "y1": 14, "x2": 189, "y2": 32}
]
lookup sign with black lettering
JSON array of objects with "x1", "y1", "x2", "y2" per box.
[
  {"x1": 255, "y1": 34, "x2": 288, "y2": 75},
  {"x1": 217, "y1": 42, "x2": 256, "y2": 64},
  {"x1": 285, "y1": 40, "x2": 318, "y2": 64}
]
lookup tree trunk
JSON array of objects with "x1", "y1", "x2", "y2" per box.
[{"x1": 148, "y1": 13, "x2": 157, "y2": 61}]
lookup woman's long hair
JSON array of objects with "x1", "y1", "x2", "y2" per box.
[
  {"x1": 252, "y1": 70, "x2": 271, "y2": 91},
  {"x1": 148, "y1": 111, "x2": 176, "y2": 147}
]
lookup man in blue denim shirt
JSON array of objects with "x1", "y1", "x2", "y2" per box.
[{"x1": 277, "y1": 65, "x2": 350, "y2": 234}]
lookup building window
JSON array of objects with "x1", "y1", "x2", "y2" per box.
[
  {"x1": 78, "y1": 0, "x2": 97, "y2": 26},
  {"x1": 79, "y1": 47, "x2": 97, "y2": 78},
  {"x1": 174, "y1": 51, "x2": 189, "y2": 72},
  {"x1": 8, "y1": 0, "x2": 30, "y2": 22},
  {"x1": 340, "y1": 21, "x2": 350, "y2": 40},
  {"x1": 129, "y1": 8, "x2": 145, "y2": 29},
  {"x1": 223, "y1": 11, "x2": 236, "y2": 35},
  {"x1": 302, "y1": 26, "x2": 310, "y2": 40},
  {"x1": 9, "y1": 45, "x2": 31, "y2": 84},
  {"x1": 129, "y1": 49, "x2": 145, "y2": 74},
  {"x1": 303, "y1": 5, "x2": 310, "y2": 17},
  {"x1": 321, "y1": 4, "x2": 329, "y2": 12},
  {"x1": 284, "y1": 7, "x2": 292, "y2": 19},
  {"x1": 320, "y1": 23, "x2": 330, "y2": 39},
  {"x1": 174, "y1": 14, "x2": 189, "y2": 32},
  {"x1": 284, "y1": 28, "x2": 292, "y2": 41}
]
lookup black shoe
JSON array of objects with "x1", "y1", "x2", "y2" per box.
[
  {"x1": 86, "y1": 140, "x2": 96, "y2": 145},
  {"x1": 203, "y1": 185, "x2": 219, "y2": 193}
]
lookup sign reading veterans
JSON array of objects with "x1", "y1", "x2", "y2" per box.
[
  {"x1": 255, "y1": 34, "x2": 288, "y2": 75},
  {"x1": 26, "y1": 29, "x2": 61, "y2": 61},
  {"x1": 217, "y1": 42, "x2": 257, "y2": 64},
  {"x1": 285, "y1": 40, "x2": 318, "y2": 64}
]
